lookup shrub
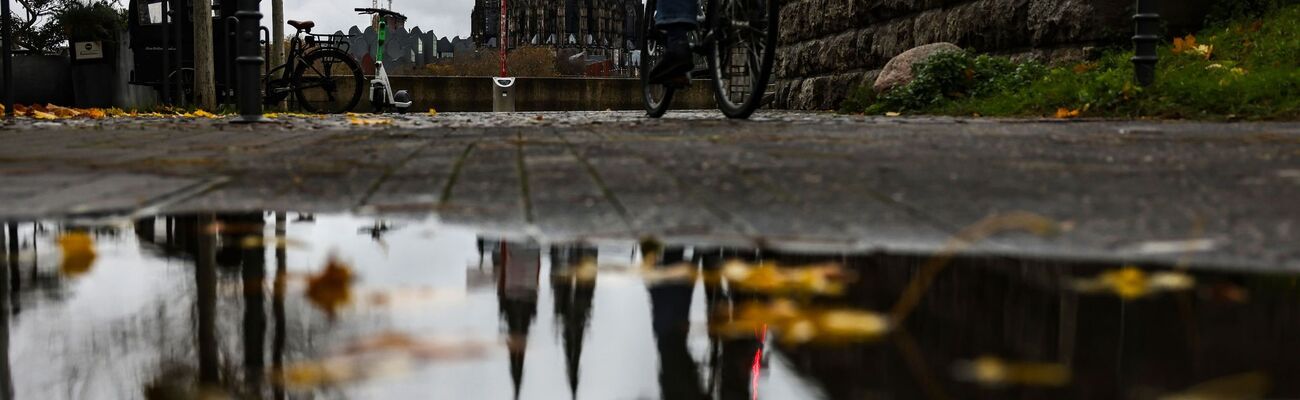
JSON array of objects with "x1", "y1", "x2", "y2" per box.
[{"x1": 845, "y1": 4, "x2": 1300, "y2": 120}]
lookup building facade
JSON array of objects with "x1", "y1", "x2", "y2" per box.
[{"x1": 471, "y1": 0, "x2": 644, "y2": 72}]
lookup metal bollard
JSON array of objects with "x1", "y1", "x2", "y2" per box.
[
  {"x1": 493, "y1": 77, "x2": 516, "y2": 112},
  {"x1": 231, "y1": 0, "x2": 265, "y2": 123},
  {"x1": 1, "y1": 0, "x2": 11, "y2": 119},
  {"x1": 1132, "y1": 0, "x2": 1160, "y2": 86}
]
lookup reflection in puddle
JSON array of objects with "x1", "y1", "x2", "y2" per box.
[{"x1": 1, "y1": 213, "x2": 1298, "y2": 399}]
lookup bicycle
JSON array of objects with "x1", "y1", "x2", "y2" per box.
[
  {"x1": 640, "y1": 0, "x2": 779, "y2": 119},
  {"x1": 354, "y1": 8, "x2": 413, "y2": 113},
  {"x1": 264, "y1": 20, "x2": 365, "y2": 113}
]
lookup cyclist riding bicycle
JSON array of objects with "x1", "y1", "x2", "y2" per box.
[{"x1": 647, "y1": 0, "x2": 698, "y2": 84}]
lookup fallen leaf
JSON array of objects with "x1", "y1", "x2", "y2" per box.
[
  {"x1": 349, "y1": 116, "x2": 392, "y2": 126},
  {"x1": 192, "y1": 109, "x2": 219, "y2": 118},
  {"x1": 1073, "y1": 266, "x2": 1196, "y2": 300},
  {"x1": 427, "y1": 108, "x2": 438, "y2": 117},
  {"x1": 306, "y1": 255, "x2": 355, "y2": 318},
  {"x1": 31, "y1": 110, "x2": 58, "y2": 120},
  {"x1": 1055, "y1": 108, "x2": 1081, "y2": 119},
  {"x1": 952, "y1": 356, "x2": 1071, "y2": 387}
]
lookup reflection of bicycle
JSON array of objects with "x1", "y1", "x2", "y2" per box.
[
  {"x1": 641, "y1": 0, "x2": 778, "y2": 119},
  {"x1": 354, "y1": 8, "x2": 413, "y2": 113},
  {"x1": 264, "y1": 20, "x2": 365, "y2": 113}
]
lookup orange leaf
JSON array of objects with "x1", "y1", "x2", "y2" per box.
[
  {"x1": 1054, "y1": 108, "x2": 1081, "y2": 119},
  {"x1": 306, "y1": 256, "x2": 354, "y2": 318}
]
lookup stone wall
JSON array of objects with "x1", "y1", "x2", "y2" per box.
[{"x1": 773, "y1": 0, "x2": 1207, "y2": 110}]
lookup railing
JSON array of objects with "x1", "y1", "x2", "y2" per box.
[{"x1": 1132, "y1": 0, "x2": 1160, "y2": 86}]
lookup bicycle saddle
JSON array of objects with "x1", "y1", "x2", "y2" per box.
[{"x1": 288, "y1": 20, "x2": 315, "y2": 31}]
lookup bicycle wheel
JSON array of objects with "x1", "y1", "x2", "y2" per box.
[
  {"x1": 641, "y1": 0, "x2": 675, "y2": 118},
  {"x1": 707, "y1": 0, "x2": 778, "y2": 119},
  {"x1": 292, "y1": 49, "x2": 365, "y2": 114}
]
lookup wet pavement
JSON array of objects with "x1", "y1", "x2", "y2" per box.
[
  {"x1": 1, "y1": 213, "x2": 1298, "y2": 399},
  {"x1": 1, "y1": 111, "x2": 1298, "y2": 269},
  {"x1": 1, "y1": 111, "x2": 1299, "y2": 399}
]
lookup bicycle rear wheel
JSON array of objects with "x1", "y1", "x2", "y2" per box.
[
  {"x1": 707, "y1": 0, "x2": 778, "y2": 119},
  {"x1": 292, "y1": 49, "x2": 365, "y2": 114},
  {"x1": 641, "y1": 0, "x2": 675, "y2": 118}
]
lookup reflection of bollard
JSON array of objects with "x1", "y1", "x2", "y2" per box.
[
  {"x1": 1132, "y1": 0, "x2": 1160, "y2": 86},
  {"x1": 493, "y1": 77, "x2": 516, "y2": 112}
]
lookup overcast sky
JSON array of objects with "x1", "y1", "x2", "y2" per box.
[{"x1": 263, "y1": 0, "x2": 476, "y2": 39}]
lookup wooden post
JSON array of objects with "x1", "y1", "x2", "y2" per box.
[
  {"x1": 271, "y1": 0, "x2": 284, "y2": 88},
  {"x1": 193, "y1": 0, "x2": 217, "y2": 110},
  {"x1": 1, "y1": 0, "x2": 12, "y2": 119}
]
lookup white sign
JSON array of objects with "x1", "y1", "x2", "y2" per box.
[{"x1": 74, "y1": 41, "x2": 104, "y2": 60}]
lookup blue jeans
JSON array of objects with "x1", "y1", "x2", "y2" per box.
[{"x1": 655, "y1": 0, "x2": 698, "y2": 27}]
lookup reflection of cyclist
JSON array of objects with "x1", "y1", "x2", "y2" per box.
[{"x1": 647, "y1": 0, "x2": 699, "y2": 83}]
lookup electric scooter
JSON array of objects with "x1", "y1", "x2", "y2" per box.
[{"x1": 355, "y1": 8, "x2": 412, "y2": 113}]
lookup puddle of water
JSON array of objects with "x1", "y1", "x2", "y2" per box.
[{"x1": 1, "y1": 213, "x2": 1298, "y2": 399}]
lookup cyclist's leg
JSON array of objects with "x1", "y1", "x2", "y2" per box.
[{"x1": 649, "y1": 0, "x2": 699, "y2": 83}]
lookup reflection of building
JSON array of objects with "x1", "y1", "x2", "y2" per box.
[
  {"x1": 550, "y1": 245, "x2": 598, "y2": 397},
  {"x1": 469, "y1": 0, "x2": 645, "y2": 72},
  {"x1": 485, "y1": 239, "x2": 542, "y2": 398}
]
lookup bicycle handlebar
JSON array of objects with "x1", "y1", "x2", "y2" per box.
[{"x1": 354, "y1": 8, "x2": 407, "y2": 21}]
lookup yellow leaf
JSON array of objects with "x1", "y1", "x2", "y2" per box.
[
  {"x1": 885, "y1": 112, "x2": 902, "y2": 117},
  {"x1": 59, "y1": 232, "x2": 97, "y2": 277},
  {"x1": 427, "y1": 108, "x2": 438, "y2": 117},
  {"x1": 192, "y1": 109, "x2": 218, "y2": 118},
  {"x1": 349, "y1": 116, "x2": 392, "y2": 126},
  {"x1": 31, "y1": 110, "x2": 58, "y2": 120},
  {"x1": 953, "y1": 356, "x2": 1071, "y2": 387}
]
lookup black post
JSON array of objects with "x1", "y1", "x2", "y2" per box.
[
  {"x1": 1, "y1": 0, "x2": 12, "y2": 119},
  {"x1": 161, "y1": 0, "x2": 172, "y2": 105},
  {"x1": 232, "y1": 0, "x2": 264, "y2": 122},
  {"x1": 1132, "y1": 0, "x2": 1160, "y2": 86}
]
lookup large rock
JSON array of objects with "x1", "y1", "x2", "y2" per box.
[{"x1": 872, "y1": 42, "x2": 962, "y2": 93}]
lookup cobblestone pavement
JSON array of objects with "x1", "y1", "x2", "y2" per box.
[{"x1": 2, "y1": 111, "x2": 1299, "y2": 269}]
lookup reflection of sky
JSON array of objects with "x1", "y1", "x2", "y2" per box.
[{"x1": 7, "y1": 215, "x2": 821, "y2": 399}]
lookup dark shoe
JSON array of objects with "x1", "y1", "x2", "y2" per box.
[{"x1": 648, "y1": 31, "x2": 694, "y2": 84}]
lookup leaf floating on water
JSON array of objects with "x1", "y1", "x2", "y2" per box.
[
  {"x1": 239, "y1": 235, "x2": 308, "y2": 249},
  {"x1": 1159, "y1": 371, "x2": 1270, "y2": 400},
  {"x1": 306, "y1": 255, "x2": 355, "y2": 318},
  {"x1": 719, "y1": 260, "x2": 850, "y2": 296},
  {"x1": 277, "y1": 332, "x2": 491, "y2": 389},
  {"x1": 714, "y1": 300, "x2": 889, "y2": 345},
  {"x1": 427, "y1": 108, "x2": 438, "y2": 117},
  {"x1": 952, "y1": 356, "x2": 1071, "y2": 387},
  {"x1": 1073, "y1": 266, "x2": 1195, "y2": 300},
  {"x1": 59, "y1": 232, "x2": 97, "y2": 277}
]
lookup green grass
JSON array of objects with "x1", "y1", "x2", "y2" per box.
[{"x1": 840, "y1": 4, "x2": 1300, "y2": 120}]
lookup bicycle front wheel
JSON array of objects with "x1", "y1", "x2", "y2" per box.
[
  {"x1": 707, "y1": 0, "x2": 778, "y2": 119},
  {"x1": 292, "y1": 49, "x2": 365, "y2": 114}
]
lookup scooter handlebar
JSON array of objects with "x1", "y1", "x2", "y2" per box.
[{"x1": 354, "y1": 8, "x2": 407, "y2": 21}]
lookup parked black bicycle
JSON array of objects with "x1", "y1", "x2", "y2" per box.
[
  {"x1": 263, "y1": 20, "x2": 365, "y2": 113},
  {"x1": 641, "y1": 0, "x2": 778, "y2": 119}
]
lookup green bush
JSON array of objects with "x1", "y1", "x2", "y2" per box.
[{"x1": 843, "y1": 4, "x2": 1300, "y2": 120}]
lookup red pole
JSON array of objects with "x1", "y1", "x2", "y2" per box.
[{"x1": 499, "y1": 0, "x2": 508, "y2": 77}]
